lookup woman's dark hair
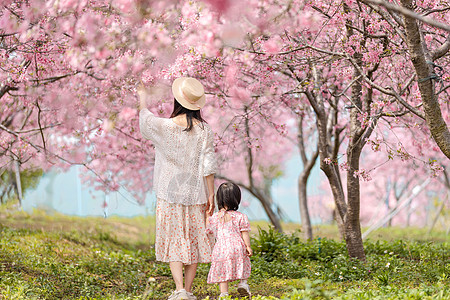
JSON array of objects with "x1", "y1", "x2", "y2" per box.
[
  {"x1": 217, "y1": 182, "x2": 241, "y2": 211},
  {"x1": 170, "y1": 98, "x2": 206, "y2": 131}
]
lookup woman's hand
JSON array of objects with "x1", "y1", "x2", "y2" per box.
[
  {"x1": 205, "y1": 174, "x2": 215, "y2": 216},
  {"x1": 206, "y1": 194, "x2": 215, "y2": 216}
]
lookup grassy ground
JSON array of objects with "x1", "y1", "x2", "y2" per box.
[
  {"x1": 0, "y1": 207, "x2": 449, "y2": 299},
  {"x1": 2, "y1": 208, "x2": 447, "y2": 244}
]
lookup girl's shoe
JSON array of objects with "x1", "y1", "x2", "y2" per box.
[
  {"x1": 237, "y1": 282, "x2": 251, "y2": 298},
  {"x1": 219, "y1": 292, "x2": 229, "y2": 299},
  {"x1": 168, "y1": 289, "x2": 189, "y2": 300}
]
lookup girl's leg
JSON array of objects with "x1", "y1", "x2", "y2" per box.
[
  {"x1": 169, "y1": 261, "x2": 184, "y2": 291},
  {"x1": 219, "y1": 281, "x2": 229, "y2": 294},
  {"x1": 184, "y1": 263, "x2": 198, "y2": 292}
]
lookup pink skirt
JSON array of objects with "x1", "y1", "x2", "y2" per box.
[{"x1": 155, "y1": 200, "x2": 212, "y2": 264}]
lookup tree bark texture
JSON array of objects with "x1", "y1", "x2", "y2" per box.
[
  {"x1": 298, "y1": 170, "x2": 313, "y2": 241},
  {"x1": 305, "y1": 85, "x2": 347, "y2": 239},
  {"x1": 344, "y1": 52, "x2": 367, "y2": 260},
  {"x1": 342, "y1": 8, "x2": 367, "y2": 259},
  {"x1": 13, "y1": 159, "x2": 23, "y2": 206},
  {"x1": 346, "y1": 143, "x2": 366, "y2": 260},
  {"x1": 297, "y1": 116, "x2": 319, "y2": 241},
  {"x1": 306, "y1": 88, "x2": 348, "y2": 220},
  {"x1": 401, "y1": 0, "x2": 450, "y2": 159}
]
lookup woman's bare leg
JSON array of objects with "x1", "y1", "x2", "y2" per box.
[
  {"x1": 184, "y1": 263, "x2": 198, "y2": 292},
  {"x1": 169, "y1": 261, "x2": 184, "y2": 291}
]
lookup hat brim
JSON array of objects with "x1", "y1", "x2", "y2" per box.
[{"x1": 172, "y1": 77, "x2": 206, "y2": 111}]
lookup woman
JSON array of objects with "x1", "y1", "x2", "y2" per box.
[{"x1": 139, "y1": 77, "x2": 216, "y2": 300}]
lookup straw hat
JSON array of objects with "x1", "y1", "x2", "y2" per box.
[{"x1": 172, "y1": 77, "x2": 206, "y2": 111}]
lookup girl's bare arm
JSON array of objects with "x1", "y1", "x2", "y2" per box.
[{"x1": 241, "y1": 231, "x2": 253, "y2": 257}]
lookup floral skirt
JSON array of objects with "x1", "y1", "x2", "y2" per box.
[{"x1": 155, "y1": 200, "x2": 212, "y2": 264}]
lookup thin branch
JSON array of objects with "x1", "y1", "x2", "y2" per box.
[
  {"x1": 0, "y1": 124, "x2": 41, "y2": 153},
  {"x1": 29, "y1": 72, "x2": 80, "y2": 85},
  {"x1": 231, "y1": 45, "x2": 308, "y2": 56},
  {"x1": 35, "y1": 99, "x2": 47, "y2": 152},
  {"x1": 400, "y1": 74, "x2": 417, "y2": 95},
  {"x1": 13, "y1": 123, "x2": 62, "y2": 134},
  {"x1": 378, "y1": 109, "x2": 412, "y2": 117},
  {"x1": 311, "y1": 5, "x2": 332, "y2": 18},
  {"x1": 347, "y1": 24, "x2": 389, "y2": 39},
  {"x1": 329, "y1": 75, "x2": 362, "y2": 97},
  {"x1": 304, "y1": 43, "x2": 346, "y2": 57},
  {"x1": 0, "y1": 32, "x2": 17, "y2": 37},
  {"x1": 431, "y1": 34, "x2": 450, "y2": 61},
  {"x1": 437, "y1": 84, "x2": 450, "y2": 95},
  {"x1": 423, "y1": 7, "x2": 450, "y2": 16}
]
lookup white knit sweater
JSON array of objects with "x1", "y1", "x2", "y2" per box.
[{"x1": 139, "y1": 108, "x2": 217, "y2": 205}]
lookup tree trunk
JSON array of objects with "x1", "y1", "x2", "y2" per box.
[
  {"x1": 344, "y1": 13, "x2": 367, "y2": 259},
  {"x1": 13, "y1": 160, "x2": 23, "y2": 207},
  {"x1": 400, "y1": 0, "x2": 450, "y2": 159},
  {"x1": 346, "y1": 144, "x2": 366, "y2": 260},
  {"x1": 252, "y1": 190, "x2": 283, "y2": 232},
  {"x1": 298, "y1": 151, "x2": 319, "y2": 240},
  {"x1": 427, "y1": 194, "x2": 447, "y2": 234},
  {"x1": 306, "y1": 87, "x2": 347, "y2": 238},
  {"x1": 297, "y1": 116, "x2": 319, "y2": 241},
  {"x1": 298, "y1": 174, "x2": 313, "y2": 240},
  {"x1": 316, "y1": 119, "x2": 347, "y2": 222}
]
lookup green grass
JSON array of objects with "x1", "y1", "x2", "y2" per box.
[{"x1": 0, "y1": 208, "x2": 449, "y2": 299}]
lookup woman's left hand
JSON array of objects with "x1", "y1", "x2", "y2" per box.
[{"x1": 206, "y1": 194, "x2": 215, "y2": 216}]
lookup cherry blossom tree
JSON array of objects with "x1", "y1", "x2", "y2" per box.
[
  {"x1": 0, "y1": 0, "x2": 188, "y2": 202},
  {"x1": 1, "y1": 0, "x2": 448, "y2": 261},
  {"x1": 178, "y1": 0, "x2": 449, "y2": 259}
]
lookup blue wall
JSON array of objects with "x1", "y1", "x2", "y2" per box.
[{"x1": 23, "y1": 154, "x2": 323, "y2": 223}]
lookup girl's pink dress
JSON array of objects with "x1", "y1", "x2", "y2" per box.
[{"x1": 206, "y1": 210, "x2": 251, "y2": 283}]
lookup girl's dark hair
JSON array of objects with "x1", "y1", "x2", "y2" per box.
[
  {"x1": 170, "y1": 98, "x2": 206, "y2": 131},
  {"x1": 217, "y1": 182, "x2": 241, "y2": 211}
]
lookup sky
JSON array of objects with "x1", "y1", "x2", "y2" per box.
[{"x1": 22, "y1": 154, "x2": 324, "y2": 223}]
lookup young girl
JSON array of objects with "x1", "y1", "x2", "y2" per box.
[{"x1": 206, "y1": 182, "x2": 252, "y2": 299}]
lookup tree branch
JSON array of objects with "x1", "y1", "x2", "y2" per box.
[
  {"x1": 362, "y1": 0, "x2": 408, "y2": 42},
  {"x1": 244, "y1": 108, "x2": 254, "y2": 189},
  {"x1": 399, "y1": 0, "x2": 450, "y2": 159},
  {"x1": 0, "y1": 85, "x2": 18, "y2": 99},
  {"x1": 361, "y1": 0, "x2": 450, "y2": 32},
  {"x1": 431, "y1": 34, "x2": 450, "y2": 61},
  {"x1": 346, "y1": 55, "x2": 426, "y2": 119},
  {"x1": 298, "y1": 115, "x2": 308, "y2": 165}
]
